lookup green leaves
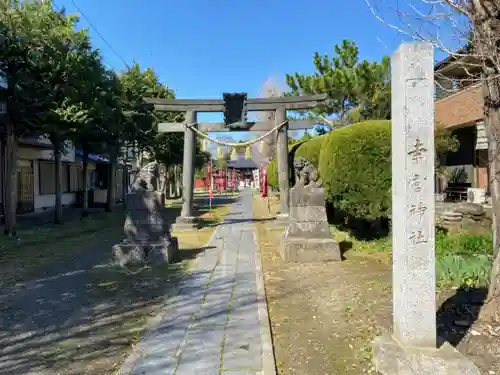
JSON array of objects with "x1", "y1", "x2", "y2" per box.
[
  {"x1": 0, "y1": 0, "x2": 103, "y2": 147},
  {"x1": 285, "y1": 39, "x2": 390, "y2": 125}
]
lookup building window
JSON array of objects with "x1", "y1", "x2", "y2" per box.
[
  {"x1": 39, "y1": 161, "x2": 76, "y2": 194},
  {"x1": 39, "y1": 161, "x2": 56, "y2": 195},
  {"x1": 61, "y1": 163, "x2": 70, "y2": 193},
  {"x1": 69, "y1": 164, "x2": 83, "y2": 192}
]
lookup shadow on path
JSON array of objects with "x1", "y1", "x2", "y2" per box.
[{"x1": 436, "y1": 287, "x2": 487, "y2": 347}]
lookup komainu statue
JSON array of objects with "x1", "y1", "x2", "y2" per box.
[
  {"x1": 130, "y1": 161, "x2": 161, "y2": 192},
  {"x1": 112, "y1": 161, "x2": 178, "y2": 272},
  {"x1": 293, "y1": 157, "x2": 322, "y2": 188}
]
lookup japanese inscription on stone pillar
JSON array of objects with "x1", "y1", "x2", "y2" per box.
[{"x1": 405, "y1": 81, "x2": 434, "y2": 249}]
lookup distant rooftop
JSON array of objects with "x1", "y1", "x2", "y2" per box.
[{"x1": 227, "y1": 159, "x2": 259, "y2": 170}]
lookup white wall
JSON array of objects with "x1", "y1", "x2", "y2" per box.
[
  {"x1": 0, "y1": 140, "x2": 113, "y2": 213},
  {"x1": 18, "y1": 142, "x2": 76, "y2": 163},
  {"x1": 17, "y1": 144, "x2": 79, "y2": 212}
]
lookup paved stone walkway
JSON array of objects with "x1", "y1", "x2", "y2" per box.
[{"x1": 120, "y1": 189, "x2": 275, "y2": 375}]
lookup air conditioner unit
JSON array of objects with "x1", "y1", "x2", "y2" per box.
[{"x1": 467, "y1": 188, "x2": 487, "y2": 204}]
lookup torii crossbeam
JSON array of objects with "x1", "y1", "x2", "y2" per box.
[{"x1": 145, "y1": 93, "x2": 327, "y2": 231}]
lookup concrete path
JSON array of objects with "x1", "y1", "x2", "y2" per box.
[{"x1": 119, "y1": 189, "x2": 275, "y2": 375}]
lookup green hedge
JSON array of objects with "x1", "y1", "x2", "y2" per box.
[
  {"x1": 319, "y1": 120, "x2": 392, "y2": 220},
  {"x1": 295, "y1": 135, "x2": 327, "y2": 168},
  {"x1": 267, "y1": 154, "x2": 279, "y2": 190}
]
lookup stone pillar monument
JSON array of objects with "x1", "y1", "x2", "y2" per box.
[
  {"x1": 372, "y1": 42, "x2": 480, "y2": 375},
  {"x1": 172, "y1": 110, "x2": 198, "y2": 231}
]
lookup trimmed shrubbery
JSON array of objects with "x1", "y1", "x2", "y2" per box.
[
  {"x1": 266, "y1": 154, "x2": 279, "y2": 190},
  {"x1": 266, "y1": 134, "x2": 327, "y2": 191},
  {"x1": 319, "y1": 120, "x2": 392, "y2": 221},
  {"x1": 263, "y1": 120, "x2": 491, "y2": 289},
  {"x1": 294, "y1": 134, "x2": 327, "y2": 169},
  {"x1": 266, "y1": 139, "x2": 322, "y2": 190}
]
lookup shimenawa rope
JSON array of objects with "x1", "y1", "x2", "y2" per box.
[{"x1": 182, "y1": 120, "x2": 288, "y2": 148}]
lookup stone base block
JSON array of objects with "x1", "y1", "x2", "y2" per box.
[
  {"x1": 279, "y1": 236, "x2": 341, "y2": 263},
  {"x1": 265, "y1": 214, "x2": 289, "y2": 230},
  {"x1": 170, "y1": 216, "x2": 198, "y2": 232},
  {"x1": 372, "y1": 334, "x2": 481, "y2": 375},
  {"x1": 276, "y1": 213, "x2": 289, "y2": 221},
  {"x1": 147, "y1": 237, "x2": 179, "y2": 265},
  {"x1": 112, "y1": 243, "x2": 145, "y2": 268},
  {"x1": 112, "y1": 237, "x2": 179, "y2": 267}
]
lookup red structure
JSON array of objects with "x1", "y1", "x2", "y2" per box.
[
  {"x1": 208, "y1": 160, "x2": 213, "y2": 198},
  {"x1": 221, "y1": 168, "x2": 227, "y2": 191},
  {"x1": 193, "y1": 159, "x2": 258, "y2": 191},
  {"x1": 261, "y1": 167, "x2": 268, "y2": 197},
  {"x1": 259, "y1": 166, "x2": 264, "y2": 194},
  {"x1": 194, "y1": 178, "x2": 208, "y2": 189},
  {"x1": 228, "y1": 169, "x2": 238, "y2": 190}
]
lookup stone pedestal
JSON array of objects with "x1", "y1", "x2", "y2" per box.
[
  {"x1": 279, "y1": 186, "x2": 340, "y2": 262},
  {"x1": 373, "y1": 334, "x2": 480, "y2": 375},
  {"x1": 113, "y1": 237, "x2": 179, "y2": 267},
  {"x1": 268, "y1": 213, "x2": 289, "y2": 230},
  {"x1": 276, "y1": 213, "x2": 289, "y2": 221},
  {"x1": 170, "y1": 216, "x2": 198, "y2": 232}
]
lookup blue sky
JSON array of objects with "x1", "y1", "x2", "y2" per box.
[{"x1": 55, "y1": 0, "x2": 442, "y2": 143}]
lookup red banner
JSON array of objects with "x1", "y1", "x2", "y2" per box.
[
  {"x1": 259, "y1": 166, "x2": 263, "y2": 193},
  {"x1": 261, "y1": 167, "x2": 268, "y2": 197},
  {"x1": 228, "y1": 169, "x2": 234, "y2": 189},
  {"x1": 208, "y1": 160, "x2": 213, "y2": 197}
]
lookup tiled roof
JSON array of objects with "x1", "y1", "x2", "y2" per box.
[{"x1": 227, "y1": 159, "x2": 259, "y2": 169}]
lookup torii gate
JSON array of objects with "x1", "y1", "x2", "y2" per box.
[{"x1": 144, "y1": 93, "x2": 327, "y2": 231}]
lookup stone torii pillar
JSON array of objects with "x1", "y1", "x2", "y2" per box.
[
  {"x1": 172, "y1": 110, "x2": 198, "y2": 231},
  {"x1": 275, "y1": 107, "x2": 290, "y2": 219}
]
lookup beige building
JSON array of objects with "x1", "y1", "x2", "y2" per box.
[
  {"x1": 434, "y1": 52, "x2": 488, "y2": 195},
  {"x1": 0, "y1": 135, "x2": 126, "y2": 215}
]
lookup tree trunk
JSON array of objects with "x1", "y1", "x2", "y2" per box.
[
  {"x1": 122, "y1": 165, "x2": 127, "y2": 200},
  {"x1": 53, "y1": 144, "x2": 63, "y2": 224},
  {"x1": 4, "y1": 120, "x2": 17, "y2": 236},
  {"x1": 0, "y1": 139, "x2": 5, "y2": 226},
  {"x1": 479, "y1": 75, "x2": 500, "y2": 323},
  {"x1": 105, "y1": 147, "x2": 117, "y2": 212},
  {"x1": 167, "y1": 166, "x2": 174, "y2": 198},
  {"x1": 175, "y1": 164, "x2": 182, "y2": 197},
  {"x1": 81, "y1": 148, "x2": 89, "y2": 218}
]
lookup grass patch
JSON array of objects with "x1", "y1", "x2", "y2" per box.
[
  {"x1": 331, "y1": 227, "x2": 391, "y2": 256},
  {"x1": 0, "y1": 208, "x2": 125, "y2": 250},
  {"x1": 435, "y1": 230, "x2": 493, "y2": 288},
  {"x1": 331, "y1": 225, "x2": 494, "y2": 288},
  {"x1": 196, "y1": 202, "x2": 232, "y2": 227},
  {"x1": 0, "y1": 191, "x2": 234, "y2": 288},
  {"x1": 0, "y1": 209, "x2": 125, "y2": 287}
]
